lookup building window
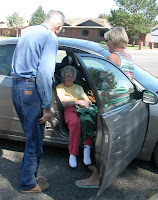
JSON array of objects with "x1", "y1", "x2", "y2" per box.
[
  {"x1": 98, "y1": 30, "x2": 106, "y2": 37},
  {"x1": 81, "y1": 30, "x2": 89, "y2": 36}
]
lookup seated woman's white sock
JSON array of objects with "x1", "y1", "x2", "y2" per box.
[
  {"x1": 69, "y1": 154, "x2": 77, "y2": 168},
  {"x1": 83, "y1": 145, "x2": 91, "y2": 165}
]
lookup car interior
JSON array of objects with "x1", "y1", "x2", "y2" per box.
[
  {"x1": 0, "y1": 45, "x2": 15, "y2": 76},
  {"x1": 48, "y1": 51, "x2": 97, "y2": 138}
]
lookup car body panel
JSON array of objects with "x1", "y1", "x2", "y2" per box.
[
  {"x1": 133, "y1": 65, "x2": 158, "y2": 161},
  {"x1": 0, "y1": 75, "x2": 24, "y2": 138},
  {"x1": 136, "y1": 103, "x2": 158, "y2": 161}
]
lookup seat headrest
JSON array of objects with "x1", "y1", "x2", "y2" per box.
[{"x1": 61, "y1": 56, "x2": 73, "y2": 67}]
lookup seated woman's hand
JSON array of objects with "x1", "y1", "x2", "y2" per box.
[{"x1": 76, "y1": 100, "x2": 91, "y2": 108}]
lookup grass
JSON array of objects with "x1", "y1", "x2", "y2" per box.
[
  {"x1": 126, "y1": 44, "x2": 150, "y2": 50},
  {"x1": 100, "y1": 41, "x2": 158, "y2": 50},
  {"x1": 0, "y1": 36, "x2": 16, "y2": 39},
  {"x1": 146, "y1": 191, "x2": 158, "y2": 199}
]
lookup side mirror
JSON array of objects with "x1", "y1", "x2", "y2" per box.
[{"x1": 142, "y1": 90, "x2": 158, "y2": 104}]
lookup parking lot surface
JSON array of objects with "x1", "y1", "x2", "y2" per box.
[{"x1": 0, "y1": 139, "x2": 158, "y2": 200}]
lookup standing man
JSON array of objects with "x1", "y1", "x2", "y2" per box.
[{"x1": 11, "y1": 10, "x2": 65, "y2": 193}]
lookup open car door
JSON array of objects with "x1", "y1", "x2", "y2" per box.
[{"x1": 74, "y1": 53, "x2": 149, "y2": 197}]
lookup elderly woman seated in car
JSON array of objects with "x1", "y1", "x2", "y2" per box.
[{"x1": 56, "y1": 65, "x2": 97, "y2": 168}]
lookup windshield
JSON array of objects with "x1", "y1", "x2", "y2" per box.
[{"x1": 134, "y1": 64, "x2": 158, "y2": 94}]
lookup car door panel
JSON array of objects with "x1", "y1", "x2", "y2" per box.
[
  {"x1": 74, "y1": 53, "x2": 148, "y2": 196},
  {"x1": 98, "y1": 100, "x2": 148, "y2": 196}
]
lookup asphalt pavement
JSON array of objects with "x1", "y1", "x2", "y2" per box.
[
  {"x1": 0, "y1": 139, "x2": 158, "y2": 200},
  {"x1": 125, "y1": 48, "x2": 158, "y2": 78}
]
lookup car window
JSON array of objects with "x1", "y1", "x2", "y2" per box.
[
  {"x1": 0, "y1": 45, "x2": 15, "y2": 76},
  {"x1": 81, "y1": 57, "x2": 134, "y2": 112},
  {"x1": 56, "y1": 50, "x2": 67, "y2": 63}
]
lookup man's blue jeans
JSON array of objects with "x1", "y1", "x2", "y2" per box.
[{"x1": 12, "y1": 79, "x2": 45, "y2": 191}]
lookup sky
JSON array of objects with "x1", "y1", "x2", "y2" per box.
[{"x1": 0, "y1": 0, "x2": 118, "y2": 22}]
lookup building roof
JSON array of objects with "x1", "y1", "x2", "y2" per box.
[
  {"x1": 152, "y1": 26, "x2": 158, "y2": 35},
  {"x1": 64, "y1": 18, "x2": 112, "y2": 29},
  {"x1": 0, "y1": 22, "x2": 8, "y2": 28}
]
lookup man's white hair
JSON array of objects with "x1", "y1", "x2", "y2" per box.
[{"x1": 44, "y1": 10, "x2": 65, "y2": 25}]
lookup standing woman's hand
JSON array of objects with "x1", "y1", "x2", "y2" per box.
[{"x1": 39, "y1": 108, "x2": 51, "y2": 124}]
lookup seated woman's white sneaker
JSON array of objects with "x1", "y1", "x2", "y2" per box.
[
  {"x1": 69, "y1": 154, "x2": 77, "y2": 168},
  {"x1": 83, "y1": 145, "x2": 91, "y2": 165}
]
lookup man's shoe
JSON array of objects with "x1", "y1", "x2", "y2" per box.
[
  {"x1": 37, "y1": 177, "x2": 48, "y2": 183},
  {"x1": 19, "y1": 182, "x2": 49, "y2": 193}
]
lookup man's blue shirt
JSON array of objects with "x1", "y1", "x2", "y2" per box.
[{"x1": 11, "y1": 23, "x2": 58, "y2": 109}]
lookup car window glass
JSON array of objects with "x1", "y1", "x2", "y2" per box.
[
  {"x1": 56, "y1": 50, "x2": 67, "y2": 63},
  {"x1": 81, "y1": 56, "x2": 134, "y2": 112},
  {"x1": 0, "y1": 45, "x2": 15, "y2": 76}
]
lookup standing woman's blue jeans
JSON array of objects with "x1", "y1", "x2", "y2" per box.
[{"x1": 12, "y1": 79, "x2": 45, "y2": 191}]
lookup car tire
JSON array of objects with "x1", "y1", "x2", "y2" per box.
[{"x1": 153, "y1": 143, "x2": 158, "y2": 168}]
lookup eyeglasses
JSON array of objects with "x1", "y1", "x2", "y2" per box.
[
  {"x1": 105, "y1": 37, "x2": 112, "y2": 43},
  {"x1": 65, "y1": 73, "x2": 73, "y2": 77}
]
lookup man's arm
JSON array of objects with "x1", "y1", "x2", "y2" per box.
[
  {"x1": 36, "y1": 33, "x2": 58, "y2": 109},
  {"x1": 37, "y1": 34, "x2": 58, "y2": 123}
]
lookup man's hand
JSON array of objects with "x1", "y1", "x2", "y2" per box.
[{"x1": 39, "y1": 108, "x2": 51, "y2": 124}]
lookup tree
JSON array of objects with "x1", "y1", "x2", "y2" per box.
[
  {"x1": 29, "y1": 6, "x2": 46, "y2": 26},
  {"x1": 107, "y1": 0, "x2": 158, "y2": 45},
  {"x1": 98, "y1": 14, "x2": 108, "y2": 19},
  {"x1": 6, "y1": 12, "x2": 24, "y2": 37},
  {"x1": 114, "y1": 0, "x2": 158, "y2": 19}
]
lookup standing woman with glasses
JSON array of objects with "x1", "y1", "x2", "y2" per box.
[
  {"x1": 105, "y1": 26, "x2": 134, "y2": 81},
  {"x1": 75, "y1": 27, "x2": 134, "y2": 189}
]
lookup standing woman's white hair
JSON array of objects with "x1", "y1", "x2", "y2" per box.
[{"x1": 104, "y1": 27, "x2": 129, "y2": 49}]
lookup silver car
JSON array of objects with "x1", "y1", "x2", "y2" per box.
[{"x1": 0, "y1": 37, "x2": 158, "y2": 196}]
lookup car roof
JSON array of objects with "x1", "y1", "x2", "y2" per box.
[
  {"x1": 0, "y1": 37, "x2": 19, "y2": 45},
  {"x1": 1, "y1": 37, "x2": 157, "y2": 93},
  {"x1": 58, "y1": 37, "x2": 110, "y2": 57},
  {"x1": 0, "y1": 37, "x2": 110, "y2": 57}
]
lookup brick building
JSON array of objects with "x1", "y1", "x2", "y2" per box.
[
  {"x1": 59, "y1": 18, "x2": 153, "y2": 47},
  {"x1": 128, "y1": 32, "x2": 152, "y2": 47},
  {"x1": 0, "y1": 22, "x2": 19, "y2": 37},
  {"x1": 0, "y1": 18, "x2": 155, "y2": 48},
  {"x1": 59, "y1": 18, "x2": 112, "y2": 42}
]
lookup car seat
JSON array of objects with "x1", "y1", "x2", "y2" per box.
[{"x1": 54, "y1": 55, "x2": 74, "y2": 86}]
